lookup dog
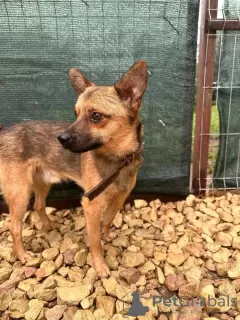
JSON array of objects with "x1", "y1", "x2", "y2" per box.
[{"x1": 0, "y1": 60, "x2": 148, "y2": 277}]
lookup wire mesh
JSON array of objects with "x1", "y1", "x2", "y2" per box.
[{"x1": 197, "y1": 0, "x2": 240, "y2": 193}]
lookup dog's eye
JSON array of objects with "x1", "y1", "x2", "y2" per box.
[{"x1": 91, "y1": 112, "x2": 103, "y2": 123}]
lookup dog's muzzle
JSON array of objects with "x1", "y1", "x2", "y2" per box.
[{"x1": 58, "y1": 131, "x2": 103, "y2": 153}]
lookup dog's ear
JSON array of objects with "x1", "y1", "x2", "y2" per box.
[
  {"x1": 114, "y1": 60, "x2": 148, "y2": 104},
  {"x1": 69, "y1": 68, "x2": 95, "y2": 95}
]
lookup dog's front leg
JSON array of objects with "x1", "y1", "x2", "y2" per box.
[{"x1": 82, "y1": 196, "x2": 110, "y2": 278}]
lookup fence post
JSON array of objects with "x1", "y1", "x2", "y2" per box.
[{"x1": 192, "y1": 0, "x2": 218, "y2": 194}]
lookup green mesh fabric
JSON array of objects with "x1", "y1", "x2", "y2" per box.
[
  {"x1": 214, "y1": 0, "x2": 240, "y2": 189},
  {"x1": 0, "y1": 0, "x2": 198, "y2": 198}
]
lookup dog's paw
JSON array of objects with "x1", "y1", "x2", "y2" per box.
[
  {"x1": 42, "y1": 220, "x2": 60, "y2": 231},
  {"x1": 103, "y1": 230, "x2": 116, "y2": 242},
  {"x1": 18, "y1": 250, "x2": 35, "y2": 264},
  {"x1": 95, "y1": 261, "x2": 110, "y2": 279}
]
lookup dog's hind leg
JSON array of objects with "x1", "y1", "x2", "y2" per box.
[
  {"x1": 102, "y1": 205, "x2": 121, "y2": 242},
  {"x1": 2, "y1": 178, "x2": 31, "y2": 264},
  {"x1": 32, "y1": 180, "x2": 55, "y2": 231},
  {"x1": 102, "y1": 193, "x2": 128, "y2": 241}
]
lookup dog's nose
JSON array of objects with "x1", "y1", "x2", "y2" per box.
[{"x1": 58, "y1": 133, "x2": 72, "y2": 145}]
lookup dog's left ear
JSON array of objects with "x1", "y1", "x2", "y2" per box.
[
  {"x1": 69, "y1": 68, "x2": 95, "y2": 95},
  {"x1": 114, "y1": 60, "x2": 148, "y2": 106}
]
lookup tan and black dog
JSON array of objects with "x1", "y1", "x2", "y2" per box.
[{"x1": 0, "y1": 60, "x2": 148, "y2": 277}]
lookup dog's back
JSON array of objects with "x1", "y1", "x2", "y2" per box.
[{"x1": 0, "y1": 121, "x2": 81, "y2": 185}]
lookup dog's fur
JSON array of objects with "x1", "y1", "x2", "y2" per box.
[{"x1": 0, "y1": 61, "x2": 148, "y2": 277}]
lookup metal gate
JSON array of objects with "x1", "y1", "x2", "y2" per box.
[{"x1": 192, "y1": 0, "x2": 240, "y2": 195}]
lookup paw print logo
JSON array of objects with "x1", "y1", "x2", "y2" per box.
[{"x1": 119, "y1": 291, "x2": 149, "y2": 317}]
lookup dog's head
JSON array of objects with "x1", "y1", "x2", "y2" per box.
[{"x1": 58, "y1": 60, "x2": 148, "y2": 158}]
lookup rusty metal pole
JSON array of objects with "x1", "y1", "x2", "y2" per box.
[
  {"x1": 207, "y1": 19, "x2": 240, "y2": 31},
  {"x1": 192, "y1": 0, "x2": 218, "y2": 194}
]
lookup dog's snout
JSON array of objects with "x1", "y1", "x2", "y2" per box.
[{"x1": 58, "y1": 132, "x2": 72, "y2": 146}]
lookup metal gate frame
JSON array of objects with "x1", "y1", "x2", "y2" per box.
[{"x1": 192, "y1": 0, "x2": 240, "y2": 195}]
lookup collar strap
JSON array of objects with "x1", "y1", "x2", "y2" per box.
[{"x1": 84, "y1": 122, "x2": 143, "y2": 201}]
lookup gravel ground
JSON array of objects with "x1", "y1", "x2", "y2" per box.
[{"x1": 1, "y1": 193, "x2": 240, "y2": 320}]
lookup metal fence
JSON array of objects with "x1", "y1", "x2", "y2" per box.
[{"x1": 192, "y1": 0, "x2": 240, "y2": 195}]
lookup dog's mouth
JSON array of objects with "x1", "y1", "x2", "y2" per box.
[
  {"x1": 58, "y1": 132, "x2": 103, "y2": 153},
  {"x1": 64, "y1": 140, "x2": 103, "y2": 153}
]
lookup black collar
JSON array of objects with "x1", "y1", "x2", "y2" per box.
[{"x1": 84, "y1": 122, "x2": 143, "y2": 201}]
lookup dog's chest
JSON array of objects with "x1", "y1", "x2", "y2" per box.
[{"x1": 80, "y1": 153, "x2": 140, "y2": 197}]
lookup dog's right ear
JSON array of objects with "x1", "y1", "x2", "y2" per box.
[{"x1": 69, "y1": 68, "x2": 95, "y2": 95}]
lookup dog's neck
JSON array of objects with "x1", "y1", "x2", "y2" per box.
[
  {"x1": 120, "y1": 121, "x2": 143, "y2": 162},
  {"x1": 84, "y1": 121, "x2": 143, "y2": 201}
]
